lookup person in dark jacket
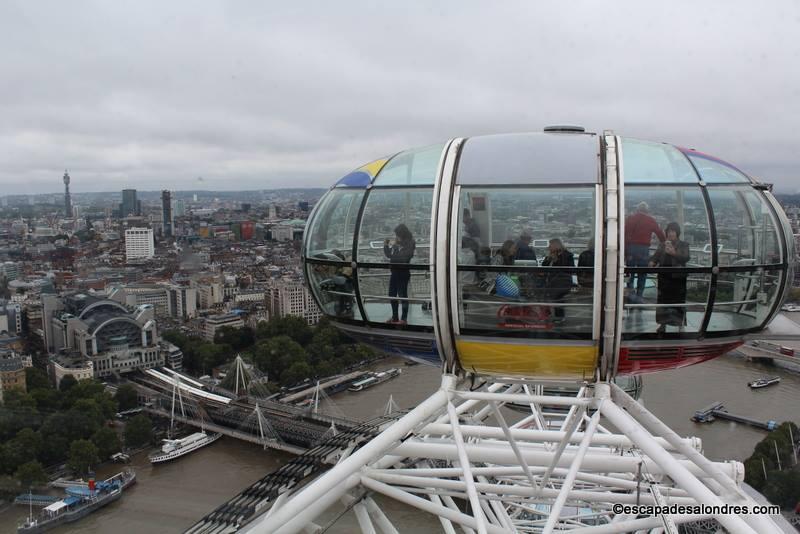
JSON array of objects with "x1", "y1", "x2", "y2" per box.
[
  {"x1": 463, "y1": 209, "x2": 481, "y2": 242},
  {"x1": 514, "y1": 229, "x2": 537, "y2": 261},
  {"x1": 542, "y1": 238, "x2": 575, "y2": 321},
  {"x1": 577, "y1": 239, "x2": 595, "y2": 289},
  {"x1": 384, "y1": 223, "x2": 416, "y2": 324},
  {"x1": 649, "y1": 222, "x2": 690, "y2": 334}
]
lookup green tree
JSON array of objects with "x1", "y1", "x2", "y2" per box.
[
  {"x1": 214, "y1": 325, "x2": 255, "y2": 351},
  {"x1": 68, "y1": 439, "x2": 99, "y2": 475},
  {"x1": 92, "y1": 393, "x2": 118, "y2": 420},
  {"x1": 115, "y1": 384, "x2": 139, "y2": 411},
  {"x1": 0, "y1": 406, "x2": 42, "y2": 443},
  {"x1": 0, "y1": 443, "x2": 11, "y2": 475},
  {"x1": 124, "y1": 414, "x2": 153, "y2": 448},
  {"x1": 743, "y1": 454, "x2": 770, "y2": 490},
  {"x1": 1, "y1": 389, "x2": 37, "y2": 409},
  {"x1": 72, "y1": 399, "x2": 106, "y2": 427},
  {"x1": 40, "y1": 411, "x2": 99, "y2": 450},
  {"x1": 306, "y1": 323, "x2": 343, "y2": 363},
  {"x1": 15, "y1": 460, "x2": 47, "y2": 488},
  {"x1": 29, "y1": 387, "x2": 62, "y2": 412},
  {"x1": 91, "y1": 427, "x2": 121, "y2": 460},
  {"x1": 762, "y1": 470, "x2": 800, "y2": 509},
  {"x1": 743, "y1": 421, "x2": 800, "y2": 506},
  {"x1": 195, "y1": 343, "x2": 231, "y2": 374},
  {"x1": 25, "y1": 367, "x2": 51, "y2": 390},
  {"x1": 256, "y1": 315, "x2": 313, "y2": 346},
  {"x1": 162, "y1": 330, "x2": 188, "y2": 346},
  {"x1": 251, "y1": 336, "x2": 307, "y2": 383},
  {"x1": 63, "y1": 379, "x2": 105, "y2": 408},
  {"x1": 7, "y1": 428, "x2": 43, "y2": 466},
  {"x1": 281, "y1": 361, "x2": 313, "y2": 386},
  {"x1": 59, "y1": 374, "x2": 78, "y2": 392}
]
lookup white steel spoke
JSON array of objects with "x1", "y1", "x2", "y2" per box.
[
  {"x1": 447, "y1": 400, "x2": 488, "y2": 534},
  {"x1": 250, "y1": 376, "x2": 783, "y2": 534}
]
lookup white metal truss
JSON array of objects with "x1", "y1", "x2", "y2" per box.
[{"x1": 249, "y1": 374, "x2": 784, "y2": 534}]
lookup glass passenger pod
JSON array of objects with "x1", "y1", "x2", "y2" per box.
[
  {"x1": 451, "y1": 132, "x2": 602, "y2": 379},
  {"x1": 617, "y1": 138, "x2": 789, "y2": 375},
  {"x1": 304, "y1": 145, "x2": 447, "y2": 364}
]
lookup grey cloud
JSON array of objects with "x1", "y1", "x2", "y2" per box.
[{"x1": 1, "y1": 0, "x2": 799, "y2": 194}]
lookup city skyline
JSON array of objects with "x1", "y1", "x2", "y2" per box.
[{"x1": 2, "y1": 2, "x2": 800, "y2": 195}]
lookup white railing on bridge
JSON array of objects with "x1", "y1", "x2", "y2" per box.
[{"x1": 143, "y1": 368, "x2": 232, "y2": 405}]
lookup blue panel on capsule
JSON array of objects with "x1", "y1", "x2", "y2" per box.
[{"x1": 335, "y1": 171, "x2": 371, "y2": 188}]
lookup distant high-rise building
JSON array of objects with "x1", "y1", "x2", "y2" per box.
[
  {"x1": 192, "y1": 193, "x2": 198, "y2": 202},
  {"x1": 241, "y1": 203, "x2": 251, "y2": 212},
  {"x1": 174, "y1": 199, "x2": 186, "y2": 217},
  {"x1": 161, "y1": 190, "x2": 173, "y2": 237},
  {"x1": 268, "y1": 280, "x2": 321, "y2": 325},
  {"x1": 125, "y1": 228, "x2": 154, "y2": 261},
  {"x1": 298, "y1": 201, "x2": 309, "y2": 211},
  {"x1": 240, "y1": 221, "x2": 255, "y2": 240},
  {"x1": 121, "y1": 189, "x2": 139, "y2": 217},
  {"x1": 63, "y1": 170, "x2": 72, "y2": 217}
]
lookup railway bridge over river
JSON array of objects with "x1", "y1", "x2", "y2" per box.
[{"x1": 129, "y1": 367, "x2": 364, "y2": 453}]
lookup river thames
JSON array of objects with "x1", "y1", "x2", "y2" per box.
[{"x1": 2, "y1": 348, "x2": 799, "y2": 533}]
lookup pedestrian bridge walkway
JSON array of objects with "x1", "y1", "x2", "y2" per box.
[{"x1": 143, "y1": 406, "x2": 306, "y2": 455}]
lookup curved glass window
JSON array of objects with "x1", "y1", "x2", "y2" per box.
[
  {"x1": 621, "y1": 138, "x2": 698, "y2": 183},
  {"x1": 708, "y1": 187, "x2": 782, "y2": 266},
  {"x1": 708, "y1": 269, "x2": 783, "y2": 332},
  {"x1": 372, "y1": 143, "x2": 445, "y2": 186},
  {"x1": 305, "y1": 189, "x2": 363, "y2": 260},
  {"x1": 357, "y1": 189, "x2": 433, "y2": 264},
  {"x1": 357, "y1": 267, "x2": 431, "y2": 326},
  {"x1": 456, "y1": 187, "x2": 596, "y2": 338},
  {"x1": 456, "y1": 133, "x2": 599, "y2": 185},
  {"x1": 356, "y1": 187, "x2": 434, "y2": 327},
  {"x1": 685, "y1": 152, "x2": 751, "y2": 183},
  {"x1": 622, "y1": 186, "x2": 711, "y2": 337},
  {"x1": 307, "y1": 263, "x2": 361, "y2": 321}
]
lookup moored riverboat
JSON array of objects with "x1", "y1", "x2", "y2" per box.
[{"x1": 18, "y1": 470, "x2": 136, "y2": 534}]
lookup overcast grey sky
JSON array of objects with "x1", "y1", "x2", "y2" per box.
[{"x1": 1, "y1": 1, "x2": 798, "y2": 194}]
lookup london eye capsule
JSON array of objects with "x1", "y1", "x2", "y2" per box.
[{"x1": 303, "y1": 129, "x2": 796, "y2": 380}]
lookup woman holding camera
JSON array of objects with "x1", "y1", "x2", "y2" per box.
[
  {"x1": 383, "y1": 223, "x2": 416, "y2": 324},
  {"x1": 649, "y1": 222, "x2": 690, "y2": 334}
]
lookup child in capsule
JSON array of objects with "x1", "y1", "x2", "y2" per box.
[
  {"x1": 649, "y1": 222, "x2": 690, "y2": 334},
  {"x1": 384, "y1": 224, "x2": 416, "y2": 324}
]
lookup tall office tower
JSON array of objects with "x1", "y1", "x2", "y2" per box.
[
  {"x1": 63, "y1": 170, "x2": 72, "y2": 216},
  {"x1": 161, "y1": 190, "x2": 173, "y2": 237},
  {"x1": 121, "y1": 189, "x2": 139, "y2": 217},
  {"x1": 174, "y1": 199, "x2": 186, "y2": 217}
]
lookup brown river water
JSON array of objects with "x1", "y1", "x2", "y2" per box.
[{"x1": 2, "y1": 347, "x2": 798, "y2": 532}]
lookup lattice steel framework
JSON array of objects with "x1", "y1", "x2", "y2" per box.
[{"x1": 250, "y1": 375, "x2": 784, "y2": 534}]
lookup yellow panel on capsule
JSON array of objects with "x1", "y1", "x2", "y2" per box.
[
  {"x1": 455, "y1": 340, "x2": 598, "y2": 379},
  {"x1": 359, "y1": 158, "x2": 389, "y2": 178}
]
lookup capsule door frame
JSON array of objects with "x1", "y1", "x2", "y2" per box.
[{"x1": 432, "y1": 135, "x2": 609, "y2": 380}]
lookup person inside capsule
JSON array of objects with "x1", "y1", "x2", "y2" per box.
[
  {"x1": 541, "y1": 238, "x2": 575, "y2": 323},
  {"x1": 383, "y1": 223, "x2": 416, "y2": 325},
  {"x1": 649, "y1": 222, "x2": 690, "y2": 334},
  {"x1": 625, "y1": 201, "x2": 665, "y2": 304}
]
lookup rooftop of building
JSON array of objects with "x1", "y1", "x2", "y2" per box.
[
  {"x1": 51, "y1": 351, "x2": 93, "y2": 369},
  {"x1": 0, "y1": 356, "x2": 24, "y2": 372},
  {"x1": 205, "y1": 312, "x2": 244, "y2": 322}
]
